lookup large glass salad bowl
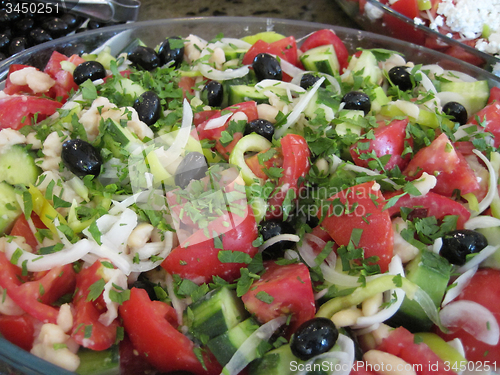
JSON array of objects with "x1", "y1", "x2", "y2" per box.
[{"x1": 1, "y1": 16, "x2": 500, "y2": 375}]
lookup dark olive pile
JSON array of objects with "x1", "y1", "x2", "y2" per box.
[{"x1": 0, "y1": 0, "x2": 125, "y2": 61}]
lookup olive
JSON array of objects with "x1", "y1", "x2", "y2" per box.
[
  {"x1": 28, "y1": 28, "x2": 53, "y2": 46},
  {"x1": 300, "y1": 73, "x2": 321, "y2": 90},
  {"x1": 59, "y1": 13, "x2": 83, "y2": 30},
  {"x1": 259, "y1": 219, "x2": 295, "y2": 259},
  {"x1": 157, "y1": 36, "x2": 184, "y2": 68},
  {"x1": 61, "y1": 139, "x2": 102, "y2": 177},
  {"x1": 201, "y1": 80, "x2": 224, "y2": 107},
  {"x1": 244, "y1": 119, "x2": 275, "y2": 142},
  {"x1": 290, "y1": 317, "x2": 339, "y2": 361},
  {"x1": 87, "y1": 20, "x2": 105, "y2": 29},
  {"x1": 128, "y1": 45, "x2": 161, "y2": 71},
  {"x1": 41, "y1": 17, "x2": 69, "y2": 38},
  {"x1": 443, "y1": 101, "x2": 468, "y2": 125},
  {"x1": 252, "y1": 53, "x2": 282, "y2": 81},
  {"x1": 73, "y1": 60, "x2": 106, "y2": 85},
  {"x1": 0, "y1": 9, "x2": 10, "y2": 28},
  {"x1": 133, "y1": 91, "x2": 162, "y2": 126},
  {"x1": 174, "y1": 151, "x2": 209, "y2": 188},
  {"x1": 14, "y1": 17, "x2": 34, "y2": 36},
  {"x1": 341, "y1": 91, "x2": 371, "y2": 115},
  {"x1": 8, "y1": 36, "x2": 28, "y2": 56},
  {"x1": 440, "y1": 229, "x2": 488, "y2": 265},
  {"x1": 388, "y1": 66, "x2": 414, "y2": 91},
  {"x1": 60, "y1": 42, "x2": 87, "y2": 57},
  {"x1": 0, "y1": 33, "x2": 10, "y2": 52},
  {"x1": 0, "y1": 52, "x2": 5, "y2": 62},
  {"x1": 131, "y1": 279, "x2": 158, "y2": 301}
]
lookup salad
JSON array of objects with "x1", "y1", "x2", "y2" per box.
[{"x1": 0, "y1": 21, "x2": 500, "y2": 375}]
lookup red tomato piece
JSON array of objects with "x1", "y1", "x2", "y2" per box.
[
  {"x1": 468, "y1": 101, "x2": 500, "y2": 147},
  {"x1": 3, "y1": 64, "x2": 36, "y2": 95},
  {"x1": 488, "y1": 86, "x2": 500, "y2": 104},
  {"x1": 318, "y1": 181, "x2": 394, "y2": 272},
  {"x1": 178, "y1": 75, "x2": 196, "y2": 99},
  {"x1": 266, "y1": 133, "x2": 311, "y2": 220},
  {"x1": 383, "y1": 0, "x2": 426, "y2": 45},
  {"x1": 444, "y1": 41, "x2": 486, "y2": 67},
  {"x1": 384, "y1": 190, "x2": 471, "y2": 229},
  {"x1": 241, "y1": 261, "x2": 316, "y2": 335},
  {"x1": 119, "y1": 288, "x2": 222, "y2": 375},
  {"x1": 350, "y1": 118, "x2": 412, "y2": 171},
  {"x1": 0, "y1": 314, "x2": 37, "y2": 351},
  {"x1": 71, "y1": 261, "x2": 119, "y2": 351},
  {"x1": 10, "y1": 212, "x2": 47, "y2": 251},
  {"x1": 245, "y1": 147, "x2": 284, "y2": 180},
  {"x1": 299, "y1": 29, "x2": 350, "y2": 72},
  {"x1": 43, "y1": 51, "x2": 82, "y2": 102},
  {"x1": 162, "y1": 205, "x2": 258, "y2": 284},
  {"x1": 434, "y1": 268, "x2": 500, "y2": 361},
  {"x1": 0, "y1": 96, "x2": 63, "y2": 130},
  {"x1": 403, "y1": 133, "x2": 480, "y2": 197},
  {"x1": 242, "y1": 36, "x2": 299, "y2": 66},
  {"x1": 377, "y1": 327, "x2": 455, "y2": 375}
]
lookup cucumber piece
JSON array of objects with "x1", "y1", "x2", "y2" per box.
[
  {"x1": 300, "y1": 44, "x2": 340, "y2": 76},
  {"x1": 303, "y1": 88, "x2": 340, "y2": 121},
  {"x1": 0, "y1": 145, "x2": 41, "y2": 186},
  {"x1": 476, "y1": 226, "x2": 500, "y2": 268},
  {"x1": 113, "y1": 77, "x2": 146, "y2": 98},
  {"x1": 228, "y1": 85, "x2": 269, "y2": 106},
  {"x1": 440, "y1": 80, "x2": 489, "y2": 116},
  {"x1": 186, "y1": 286, "x2": 248, "y2": 340},
  {"x1": 248, "y1": 344, "x2": 297, "y2": 375},
  {"x1": 207, "y1": 317, "x2": 260, "y2": 366},
  {"x1": 370, "y1": 86, "x2": 390, "y2": 114},
  {"x1": 390, "y1": 251, "x2": 452, "y2": 332},
  {"x1": 334, "y1": 109, "x2": 365, "y2": 136},
  {"x1": 223, "y1": 47, "x2": 248, "y2": 61},
  {"x1": 344, "y1": 50, "x2": 383, "y2": 87},
  {"x1": 104, "y1": 119, "x2": 142, "y2": 154},
  {"x1": 241, "y1": 32, "x2": 286, "y2": 44},
  {"x1": 76, "y1": 346, "x2": 119, "y2": 375},
  {"x1": 0, "y1": 182, "x2": 21, "y2": 235}
]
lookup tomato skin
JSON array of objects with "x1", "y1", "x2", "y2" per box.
[
  {"x1": 376, "y1": 327, "x2": 454, "y2": 375},
  {"x1": 350, "y1": 118, "x2": 412, "y2": 171},
  {"x1": 434, "y1": 268, "x2": 500, "y2": 362},
  {"x1": 468, "y1": 101, "x2": 500, "y2": 148},
  {"x1": 241, "y1": 261, "x2": 316, "y2": 335},
  {"x1": 162, "y1": 205, "x2": 258, "y2": 284},
  {"x1": 0, "y1": 314, "x2": 37, "y2": 351},
  {"x1": 10, "y1": 213, "x2": 47, "y2": 251},
  {"x1": 71, "y1": 261, "x2": 119, "y2": 351},
  {"x1": 242, "y1": 36, "x2": 299, "y2": 66},
  {"x1": 403, "y1": 133, "x2": 480, "y2": 197},
  {"x1": 266, "y1": 134, "x2": 311, "y2": 220},
  {"x1": 319, "y1": 182, "x2": 394, "y2": 272},
  {"x1": 0, "y1": 96, "x2": 63, "y2": 130},
  {"x1": 299, "y1": 29, "x2": 349, "y2": 72},
  {"x1": 384, "y1": 190, "x2": 471, "y2": 229},
  {"x1": 245, "y1": 148, "x2": 284, "y2": 179},
  {"x1": 119, "y1": 288, "x2": 222, "y2": 374},
  {"x1": 383, "y1": 0, "x2": 426, "y2": 45},
  {"x1": 487, "y1": 86, "x2": 500, "y2": 104}
]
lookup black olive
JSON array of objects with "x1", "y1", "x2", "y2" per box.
[
  {"x1": 41, "y1": 17, "x2": 69, "y2": 38},
  {"x1": 60, "y1": 42, "x2": 87, "y2": 56},
  {"x1": 0, "y1": 33, "x2": 10, "y2": 52},
  {"x1": 443, "y1": 101, "x2": 468, "y2": 125},
  {"x1": 388, "y1": 66, "x2": 414, "y2": 91},
  {"x1": 0, "y1": 52, "x2": 5, "y2": 62},
  {"x1": 59, "y1": 13, "x2": 83, "y2": 30},
  {"x1": 28, "y1": 28, "x2": 53, "y2": 46},
  {"x1": 133, "y1": 91, "x2": 162, "y2": 126},
  {"x1": 341, "y1": 91, "x2": 371, "y2": 115},
  {"x1": 244, "y1": 119, "x2": 275, "y2": 142},
  {"x1": 128, "y1": 45, "x2": 160, "y2": 71},
  {"x1": 61, "y1": 139, "x2": 102, "y2": 177},
  {"x1": 87, "y1": 20, "x2": 105, "y2": 29},
  {"x1": 252, "y1": 53, "x2": 282, "y2": 81},
  {"x1": 440, "y1": 229, "x2": 488, "y2": 265},
  {"x1": 290, "y1": 317, "x2": 339, "y2": 361},
  {"x1": 14, "y1": 17, "x2": 34, "y2": 36},
  {"x1": 0, "y1": 9, "x2": 10, "y2": 28},
  {"x1": 174, "y1": 152, "x2": 209, "y2": 188},
  {"x1": 73, "y1": 61, "x2": 106, "y2": 85},
  {"x1": 300, "y1": 73, "x2": 321, "y2": 90},
  {"x1": 8, "y1": 36, "x2": 28, "y2": 55},
  {"x1": 157, "y1": 36, "x2": 184, "y2": 68},
  {"x1": 131, "y1": 280, "x2": 158, "y2": 301},
  {"x1": 201, "y1": 81, "x2": 224, "y2": 107},
  {"x1": 259, "y1": 219, "x2": 295, "y2": 259}
]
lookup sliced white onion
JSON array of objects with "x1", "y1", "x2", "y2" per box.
[
  {"x1": 255, "y1": 79, "x2": 305, "y2": 94},
  {"x1": 453, "y1": 124, "x2": 480, "y2": 142},
  {"x1": 221, "y1": 315, "x2": 287, "y2": 375},
  {"x1": 431, "y1": 237, "x2": 443, "y2": 255},
  {"x1": 129, "y1": 231, "x2": 174, "y2": 273},
  {"x1": 296, "y1": 334, "x2": 355, "y2": 375},
  {"x1": 99, "y1": 267, "x2": 128, "y2": 326},
  {"x1": 443, "y1": 70, "x2": 477, "y2": 83},
  {"x1": 219, "y1": 38, "x2": 252, "y2": 50},
  {"x1": 259, "y1": 234, "x2": 301, "y2": 253},
  {"x1": 166, "y1": 273, "x2": 187, "y2": 326},
  {"x1": 420, "y1": 64, "x2": 445, "y2": 77},
  {"x1": 456, "y1": 245, "x2": 499, "y2": 274},
  {"x1": 278, "y1": 57, "x2": 306, "y2": 78},
  {"x1": 87, "y1": 244, "x2": 132, "y2": 275},
  {"x1": 204, "y1": 112, "x2": 233, "y2": 130},
  {"x1": 274, "y1": 76, "x2": 324, "y2": 139},
  {"x1": 290, "y1": 70, "x2": 341, "y2": 95},
  {"x1": 393, "y1": 99, "x2": 420, "y2": 119},
  {"x1": 441, "y1": 266, "x2": 478, "y2": 307},
  {"x1": 99, "y1": 209, "x2": 138, "y2": 253},
  {"x1": 330, "y1": 154, "x2": 399, "y2": 187},
  {"x1": 4, "y1": 238, "x2": 95, "y2": 272},
  {"x1": 197, "y1": 63, "x2": 249, "y2": 81},
  {"x1": 472, "y1": 149, "x2": 497, "y2": 216},
  {"x1": 416, "y1": 70, "x2": 437, "y2": 94},
  {"x1": 440, "y1": 300, "x2": 499, "y2": 345},
  {"x1": 465, "y1": 215, "x2": 500, "y2": 230}
]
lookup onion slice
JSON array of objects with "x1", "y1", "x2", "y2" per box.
[
  {"x1": 259, "y1": 234, "x2": 301, "y2": 253},
  {"x1": 473, "y1": 149, "x2": 497, "y2": 216},
  {"x1": 440, "y1": 300, "x2": 499, "y2": 346},
  {"x1": 204, "y1": 113, "x2": 233, "y2": 130},
  {"x1": 441, "y1": 266, "x2": 477, "y2": 307},
  {"x1": 455, "y1": 245, "x2": 499, "y2": 274}
]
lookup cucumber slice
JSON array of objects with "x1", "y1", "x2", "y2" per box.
[
  {"x1": 76, "y1": 346, "x2": 119, "y2": 375},
  {"x1": 186, "y1": 286, "x2": 248, "y2": 340},
  {"x1": 0, "y1": 182, "x2": 21, "y2": 235},
  {"x1": 344, "y1": 50, "x2": 383, "y2": 87},
  {"x1": 440, "y1": 80, "x2": 489, "y2": 116},
  {"x1": 0, "y1": 145, "x2": 41, "y2": 186},
  {"x1": 248, "y1": 344, "x2": 297, "y2": 375},
  {"x1": 241, "y1": 32, "x2": 286, "y2": 44},
  {"x1": 300, "y1": 44, "x2": 340, "y2": 76},
  {"x1": 207, "y1": 317, "x2": 260, "y2": 366},
  {"x1": 104, "y1": 119, "x2": 142, "y2": 154},
  {"x1": 113, "y1": 77, "x2": 146, "y2": 99},
  {"x1": 228, "y1": 85, "x2": 269, "y2": 106}
]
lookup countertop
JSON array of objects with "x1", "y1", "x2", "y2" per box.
[{"x1": 136, "y1": 0, "x2": 360, "y2": 29}]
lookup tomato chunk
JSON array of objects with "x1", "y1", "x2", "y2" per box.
[
  {"x1": 0, "y1": 96, "x2": 62, "y2": 130},
  {"x1": 299, "y1": 29, "x2": 349, "y2": 72}
]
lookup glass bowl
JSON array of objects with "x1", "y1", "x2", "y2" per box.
[
  {"x1": 334, "y1": 0, "x2": 500, "y2": 74},
  {"x1": 1, "y1": 16, "x2": 500, "y2": 375}
]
